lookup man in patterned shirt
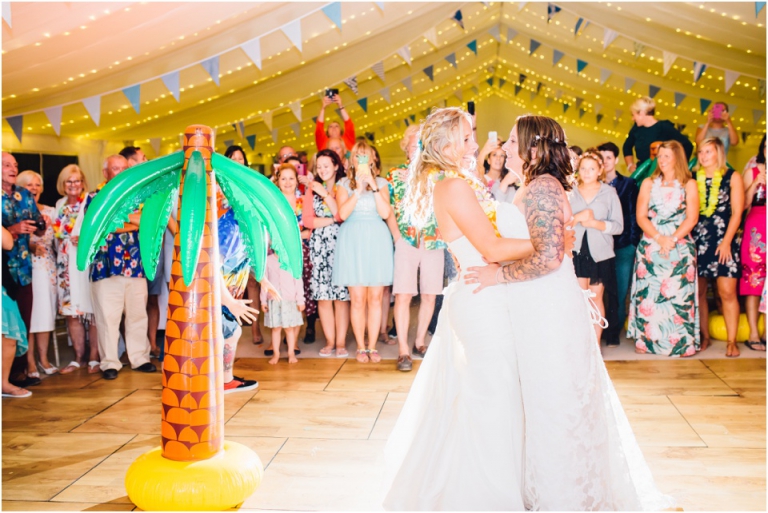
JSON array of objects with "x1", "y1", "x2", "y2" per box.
[
  {"x1": 386, "y1": 126, "x2": 447, "y2": 372},
  {"x1": 85, "y1": 155, "x2": 155, "y2": 380}
]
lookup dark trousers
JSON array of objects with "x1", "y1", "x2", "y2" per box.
[{"x1": 603, "y1": 246, "x2": 635, "y2": 343}]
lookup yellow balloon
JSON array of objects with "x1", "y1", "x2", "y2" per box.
[{"x1": 708, "y1": 313, "x2": 766, "y2": 342}]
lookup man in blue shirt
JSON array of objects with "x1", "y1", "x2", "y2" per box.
[{"x1": 598, "y1": 142, "x2": 640, "y2": 347}]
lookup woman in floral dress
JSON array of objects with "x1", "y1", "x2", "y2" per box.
[
  {"x1": 692, "y1": 137, "x2": 745, "y2": 357},
  {"x1": 53, "y1": 165, "x2": 100, "y2": 373},
  {"x1": 628, "y1": 141, "x2": 700, "y2": 356},
  {"x1": 302, "y1": 149, "x2": 350, "y2": 357}
]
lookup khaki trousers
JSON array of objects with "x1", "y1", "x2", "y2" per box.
[{"x1": 91, "y1": 275, "x2": 150, "y2": 371}]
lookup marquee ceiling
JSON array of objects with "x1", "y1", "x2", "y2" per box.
[{"x1": 2, "y1": 2, "x2": 765, "y2": 156}]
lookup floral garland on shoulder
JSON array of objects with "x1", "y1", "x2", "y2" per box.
[
  {"x1": 696, "y1": 169, "x2": 722, "y2": 217},
  {"x1": 429, "y1": 168, "x2": 499, "y2": 236}
]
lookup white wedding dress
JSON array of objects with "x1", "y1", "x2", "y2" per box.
[
  {"x1": 382, "y1": 234, "x2": 525, "y2": 511},
  {"x1": 496, "y1": 201, "x2": 675, "y2": 511}
]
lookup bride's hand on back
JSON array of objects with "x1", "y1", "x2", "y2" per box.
[
  {"x1": 464, "y1": 257, "x2": 501, "y2": 294},
  {"x1": 564, "y1": 217, "x2": 576, "y2": 256}
]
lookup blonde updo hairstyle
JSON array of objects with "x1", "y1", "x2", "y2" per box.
[
  {"x1": 347, "y1": 139, "x2": 379, "y2": 191},
  {"x1": 403, "y1": 107, "x2": 477, "y2": 229}
]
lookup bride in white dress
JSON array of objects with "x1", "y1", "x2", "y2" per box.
[
  {"x1": 382, "y1": 108, "x2": 537, "y2": 510},
  {"x1": 465, "y1": 116, "x2": 675, "y2": 511}
]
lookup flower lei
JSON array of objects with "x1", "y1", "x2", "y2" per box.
[
  {"x1": 430, "y1": 169, "x2": 499, "y2": 236},
  {"x1": 697, "y1": 169, "x2": 722, "y2": 217}
]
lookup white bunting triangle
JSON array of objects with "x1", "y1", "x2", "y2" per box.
[
  {"x1": 271, "y1": 129, "x2": 278, "y2": 143},
  {"x1": 282, "y1": 19, "x2": 303, "y2": 52},
  {"x1": 44, "y1": 106, "x2": 63, "y2": 136},
  {"x1": 263, "y1": 111, "x2": 273, "y2": 131},
  {"x1": 289, "y1": 101, "x2": 302, "y2": 122},
  {"x1": 372, "y1": 61, "x2": 385, "y2": 82},
  {"x1": 291, "y1": 122, "x2": 301, "y2": 137},
  {"x1": 397, "y1": 46, "x2": 412, "y2": 66},
  {"x1": 402, "y1": 76, "x2": 413, "y2": 92},
  {"x1": 241, "y1": 37, "x2": 262, "y2": 70},
  {"x1": 600, "y1": 69, "x2": 611, "y2": 85},
  {"x1": 82, "y1": 96, "x2": 101, "y2": 126},
  {"x1": 161, "y1": 71, "x2": 180, "y2": 101},
  {"x1": 489, "y1": 25, "x2": 502, "y2": 42},
  {"x1": 424, "y1": 27, "x2": 438, "y2": 47},
  {"x1": 150, "y1": 138, "x2": 162, "y2": 155},
  {"x1": 603, "y1": 28, "x2": 618, "y2": 49},
  {"x1": 724, "y1": 70, "x2": 740, "y2": 93},
  {"x1": 380, "y1": 86, "x2": 391, "y2": 103},
  {"x1": 2, "y1": 3, "x2": 11, "y2": 28},
  {"x1": 662, "y1": 51, "x2": 677, "y2": 76},
  {"x1": 454, "y1": 89, "x2": 463, "y2": 101}
]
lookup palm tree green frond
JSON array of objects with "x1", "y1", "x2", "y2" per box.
[
  {"x1": 212, "y1": 153, "x2": 303, "y2": 279},
  {"x1": 77, "y1": 151, "x2": 185, "y2": 272},
  {"x1": 139, "y1": 175, "x2": 181, "y2": 281},
  {"x1": 180, "y1": 151, "x2": 208, "y2": 285}
]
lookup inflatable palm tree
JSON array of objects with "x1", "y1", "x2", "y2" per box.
[{"x1": 77, "y1": 125, "x2": 302, "y2": 510}]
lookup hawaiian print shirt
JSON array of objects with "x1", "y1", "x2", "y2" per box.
[
  {"x1": 84, "y1": 182, "x2": 145, "y2": 282},
  {"x1": 387, "y1": 165, "x2": 447, "y2": 250},
  {"x1": 2, "y1": 185, "x2": 43, "y2": 286},
  {"x1": 217, "y1": 188, "x2": 250, "y2": 298}
]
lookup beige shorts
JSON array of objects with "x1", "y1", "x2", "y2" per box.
[{"x1": 392, "y1": 238, "x2": 445, "y2": 296}]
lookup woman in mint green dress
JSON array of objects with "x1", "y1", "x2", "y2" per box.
[{"x1": 3, "y1": 227, "x2": 31, "y2": 398}]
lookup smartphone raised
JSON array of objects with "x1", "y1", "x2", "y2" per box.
[
  {"x1": 467, "y1": 101, "x2": 475, "y2": 116},
  {"x1": 489, "y1": 131, "x2": 498, "y2": 142},
  {"x1": 711, "y1": 103, "x2": 724, "y2": 120}
]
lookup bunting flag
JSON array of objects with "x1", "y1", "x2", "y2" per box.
[
  {"x1": 289, "y1": 101, "x2": 302, "y2": 121},
  {"x1": 753, "y1": 109, "x2": 764, "y2": 124},
  {"x1": 241, "y1": 37, "x2": 262, "y2": 70},
  {"x1": 574, "y1": 17, "x2": 585, "y2": 36},
  {"x1": 649, "y1": 85, "x2": 661, "y2": 98},
  {"x1": 575, "y1": 97, "x2": 584, "y2": 108},
  {"x1": 312, "y1": 116, "x2": 318, "y2": 124},
  {"x1": 371, "y1": 61, "x2": 385, "y2": 82},
  {"x1": 233, "y1": 121, "x2": 245, "y2": 139},
  {"x1": 82, "y1": 95, "x2": 101, "y2": 126},
  {"x1": 454, "y1": 88, "x2": 463, "y2": 101},
  {"x1": 563, "y1": 103, "x2": 570, "y2": 114},
  {"x1": 487, "y1": 77, "x2": 494, "y2": 87},
  {"x1": 499, "y1": 78, "x2": 507, "y2": 88},
  {"x1": 6, "y1": 116, "x2": 22, "y2": 143},
  {"x1": 282, "y1": 19, "x2": 303, "y2": 52},
  {"x1": 402, "y1": 76, "x2": 413, "y2": 92},
  {"x1": 603, "y1": 28, "x2": 618, "y2": 49},
  {"x1": 594, "y1": 103, "x2": 603, "y2": 113},
  {"x1": 537, "y1": 82, "x2": 543, "y2": 93},
  {"x1": 700, "y1": 98, "x2": 712, "y2": 114},
  {"x1": 452, "y1": 10, "x2": 464, "y2": 30},
  {"x1": 290, "y1": 123, "x2": 301, "y2": 137},
  {"x1": 529, "y1": 39, "x2": 542, "y2": 55},
  {"x1": 724, "y1": 70, "x2": 739, "y2": 92},
  {"x1": 514, "y1": 84, "x2": 522, "y2": 95},
  {"x1": 553, "y1": 49, "x2": 565, "y2": 65},
  {"x1": 674, "y1": 92, "x2": 686, "y2": 107},
  {"x1": 322, "y1": 2, "x2": 342, "y2": 31},
  {"x1": 757, "y1": 2, "x2": 766, "y2": 16},
  {"x1": 518, "y1": 2, "x2": 527, "y2": 10},
  {"x1": 507, "y1": 27, "x2": 518, "y2": 42},
  {"x1": 555, "y1": 90, "x2": 563, "y2": 100},
  {"x1": 380, "y1": 86, "x2": 391, "y2": 103},
  {"x1": 394, "y1": 119, "x2": 402, "y2": 129},
  {"x1": 2, "y1": 3, "x2": 11, "y2": 27},
  {"x1": 489, "y1": 25, "x2": 502, "y2": 42},
  {"x1": 546, "y1": 97, "x2": 554, "y2": 108},
  {"x1": 547, "y1": 3, "x2": 561, "y2": 22},
  {"x1": 263, "y1": 111, "x2": 273, "y2": 131},
  {"x1": 201, "y1": 56, "x2": 220, "y2": 86},
  {"x1": 410, "y1": 114, "x2": 416, "y2": 123},
  {"x1": 663, "y1": 51, "x2": 677, "y2": 76},
  {"x1": 123, "y1": 85, "x2": 141, "y2": 114},
  {"x1": 375, "y1": 2, "x2": 385, "y2": 11},
  {"x1": 576, "y1": 59, "x2": 588, "y2": 73},
  {"x1": 579, "y1": 108, "x2": 586, "y2": 119},
  {"x1": 397, "y1": 46, "x2": 412, "y2": 66},
  {"x1": 357, "y1": 98, "x2": 368, "y2": 112},
  {"x1": 344, "y1": 76, "x2": 358, "y2": 95},
  {"x1": 519, "y1": 73, "x2": 527, "y2": 84},
  {"x1": 445, "y1": 53, "x2": 457, "y2": 68},
  {"x1": 633, "y1": 42, "x2": 645, "y2": 59},
  {"x1": 423, "y1": 65, "x2": 434, "y2": 81},
  {"x1": 613, "y1": 119, "x2": 620, "y2": 128},
  {"x1": 150, "y1": 138, "x2": 162, "y2": 155},
  {"x1": 742, "y1": 132, "x2": 751, "y2": 144},
  {"x1": 379, "y1": 126, "x2": 386, "y2": 136},
  {"x1": 246, "y1": 134, "x2": 256, "y2": 150},
  {"x1": 693, "y1": 62, "x2": 707, "y2": 83},
  {"x1": 471, "y1": 85, "x2": 479, "y2": 95},
  {"x1": 625, "y1": 77, "x2": 636, "y2": 92},
  {"x1": 728, "y1": 104, "x2": 738, "y2": 115},
  {"x1": 161, "y1": 71, "x2": 181, "y2": 101},
  {"x1": 467, "y1": 40, "x2": 477, "y2": 55},
  {"x1": 530, "y1": 91, "x2": 537, "y2": 102},
  {"x1": 404, "y1": 118, "x2": 410, "y2": 127},
  {"x1": 596, "y1": 113, "x2": 604, "y2": 124},
  {"x1": 615, "y1": 109, "x2": 623, "y2": 120},
  {"x1": 271, "y1": 128, "x2": 279, "y2": 142},
  {"x1": 759, "y1": 79, "x2": 766, "y2": 99},
  {"x1": 224, "y1": 139, "x2": 234, "y2": 149},
  {"x1": 424, "y1": 27, "x2": 438, "y2": 47},
  {"x1": 600, "y1": 68, "x2": 611, "y2": 85}
]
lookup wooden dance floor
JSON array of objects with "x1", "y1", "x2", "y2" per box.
[{"x1": 2, "y1": 358, "x2": 765, "y2": 511}]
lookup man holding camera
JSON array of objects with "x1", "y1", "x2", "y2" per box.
[{"x1": 315, "y1": 90, "x2": 356, "y2": 152}]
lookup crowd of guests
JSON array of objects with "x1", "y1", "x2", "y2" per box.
[{"x1": 2, "y1": 94, "x2": 766, "y2": 398}]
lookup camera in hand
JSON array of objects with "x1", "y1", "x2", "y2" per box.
[
  {"x1": 33, "y1": 218, "x2": 46, "y2": 232},
  {"x1": 325, "y1": 88, "x2": 339, "y2": 98}
]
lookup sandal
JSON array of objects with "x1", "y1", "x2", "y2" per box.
[
  {"x1": 413, "y1": 345, "x2": 427, "y2": 357},
  {"x1": 59, "y1": 361, "x2": 81, "y2": 374},
  {"x1": 745, "y1": 341, "x2": 767, "y2": 351},
  {"x1": 368, "y1": 349, "x2": 381, "y2": 363},
  {"x1": 1, "y1": 387, "x2": 32, "y2": 398},
  {"x1": 27, "y1": 371, "x2": 40, "y2": 379},
  {"x1": 356, "y1": 349, "x2": 369, "y2": 363},
  {"x1": 336, "y1": 347, "x2": 349, "y2": 358},
  {"x1": 38, "y1": 362, "x2": 59, "y2": 375},
  {"x1": 88, "y1": 361, "x2": 101, "y2": 373},
  {"x1": 319, "y1": 346, "x2": 335, "y2": 357}
]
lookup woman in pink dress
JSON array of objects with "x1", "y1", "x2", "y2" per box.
[{"x1": 741, "y1": 135, "x2": 766, "y2": 351}]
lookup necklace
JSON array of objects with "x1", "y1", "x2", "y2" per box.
[
  {"x1": 430, "y1": 169, "x2": 499, "y2": 236},
  {"x1": 697, "y1": 169, "x2": 722, "y2": 217}
]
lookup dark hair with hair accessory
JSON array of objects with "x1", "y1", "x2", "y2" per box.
[{"x1": 515, "y1": 115, "x2": 573, "y2": 191}]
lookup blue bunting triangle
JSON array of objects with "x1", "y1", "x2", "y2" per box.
[
  {"x1": 452, "y1": 10, "x2": 464, "y2": 30},
  {"x1": 596, "y1": 113, "x2": 604, "y2": 124},
  {"x1": 423, "y1": 65, "x2": 434, "y2": 81},
  {"x1": 563, "y1": 103, "x2": 570, "y2": 113},
  {"x1": 553, "y1": 49, "x2": 565, "y2": 65},
  {"x1": 487, "y1": 77, "x2": 494, "y2": 87},
  {"x1": 757, "y1": 2, "x2": 766, "y2": 16},
  {"x1": 322, "y1": 2, "x2": 342, "y2": 31},
  {"x1": 514, "y1": 84, "x2": 522, "y2": 95},
  {"x1": 467, "y1": 40, "x2": 477, "y2": 55},
  {"x1": 674, "y1": 92, "x2": 686, "y2": 107},
  {"x1": 530, "y1": 39, "x2": 541, "y2": 55},
  {"x1": 5, "y1": 115, "x2": 23, "y2": 143},
  {"x1": 246, "y1": 134, "x2": 256, "y2": 150},
  {"x1": 700, "y1": 98, "x2": 712, "y2": 114},
  {"x1": 576, "y1": 59, "x2": 588, "y2": 73},
  {"x1": 649, "y1": 85, "x2": 661, "y2": 98},
  {"x1": 410, "y1": 114, "x2": 416, "y2": 123},
  {"x1": 357, "y1": 98, "x2": 368, "y2": 113},
  {"x1": 122, "y1": 85, "x2": 141, "y2": 114}
]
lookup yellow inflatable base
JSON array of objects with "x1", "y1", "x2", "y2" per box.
[
  {"x1": 125, "y1": 441, "x2": 263, "y2": 511},
  {"x1": 709, "y1": 313, "x2": 765, "y2": 342}
]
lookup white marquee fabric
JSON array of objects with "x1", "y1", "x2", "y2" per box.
[{"x1": 2, "y1": 2, "x2": 766, "y2": 174}]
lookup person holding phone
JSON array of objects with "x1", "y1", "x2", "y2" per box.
[
  {"x1": 315, "y1": 90, "x2": 356, "y2": 152},
  {"x1": 695, "y1": 102, "x2": 739, "y2": 157}
]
